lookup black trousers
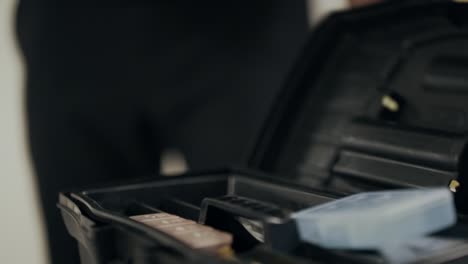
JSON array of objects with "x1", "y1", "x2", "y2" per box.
[{"x1": 17, "y1": 2, "x2": 308, "y2": 263}]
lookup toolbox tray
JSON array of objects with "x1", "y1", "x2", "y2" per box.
[
  {"x1": 60, "y1": 169, "x2": 468, "y2": 264},
  {"x1": 60, "y1": 1, "x2": 468, "y2": 263}
]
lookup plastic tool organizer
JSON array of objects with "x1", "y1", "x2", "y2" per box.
[{"x1": 59, "y1": 1, "x2": 468, "y2": 263}]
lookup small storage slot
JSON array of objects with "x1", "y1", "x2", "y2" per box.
[
  {"x1": 229, "y1": 177, "x2": 333, "y2": 211},
  {"x1": 333, "y1": 150, "x2": 455, "y2": 188}
]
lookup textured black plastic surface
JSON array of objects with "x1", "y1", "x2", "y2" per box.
[{"x1": 250, "y1": 0, "x2": 468, "y2": 198}]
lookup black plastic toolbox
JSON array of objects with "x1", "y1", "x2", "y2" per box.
[{"x1": 59, "y1": 1, "x2": 468, "y2": 263}]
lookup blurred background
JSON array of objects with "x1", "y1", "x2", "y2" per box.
[
  {"x1": 0, "y1": 0, "x2": 48, "y2": 263},
  {"x1": 0, "y1": 0, "x2": 374, "y2": 263}
]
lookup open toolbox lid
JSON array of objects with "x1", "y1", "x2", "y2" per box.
[{"x1": 249, "y1": 0, "x2": 468, "y2": 210}]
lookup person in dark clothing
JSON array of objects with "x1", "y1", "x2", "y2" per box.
[
  {"x1": 17, "y1": 0, "x2": 381, "y2": 262},
  {"x1": 17, "y1": 2, "x2": 310, "y2": 263}
]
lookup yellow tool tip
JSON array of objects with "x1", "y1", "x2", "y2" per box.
[
  {"x1": 449, "y1": 180, "x2": 460, "y2": 193},
  {"x1": 381, "y1": 95, "x2": 400, "y2": 112}
]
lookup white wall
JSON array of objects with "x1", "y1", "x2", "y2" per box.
[{"x1": 0, "y1": 0, "x2": 49, "y2": 263}]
